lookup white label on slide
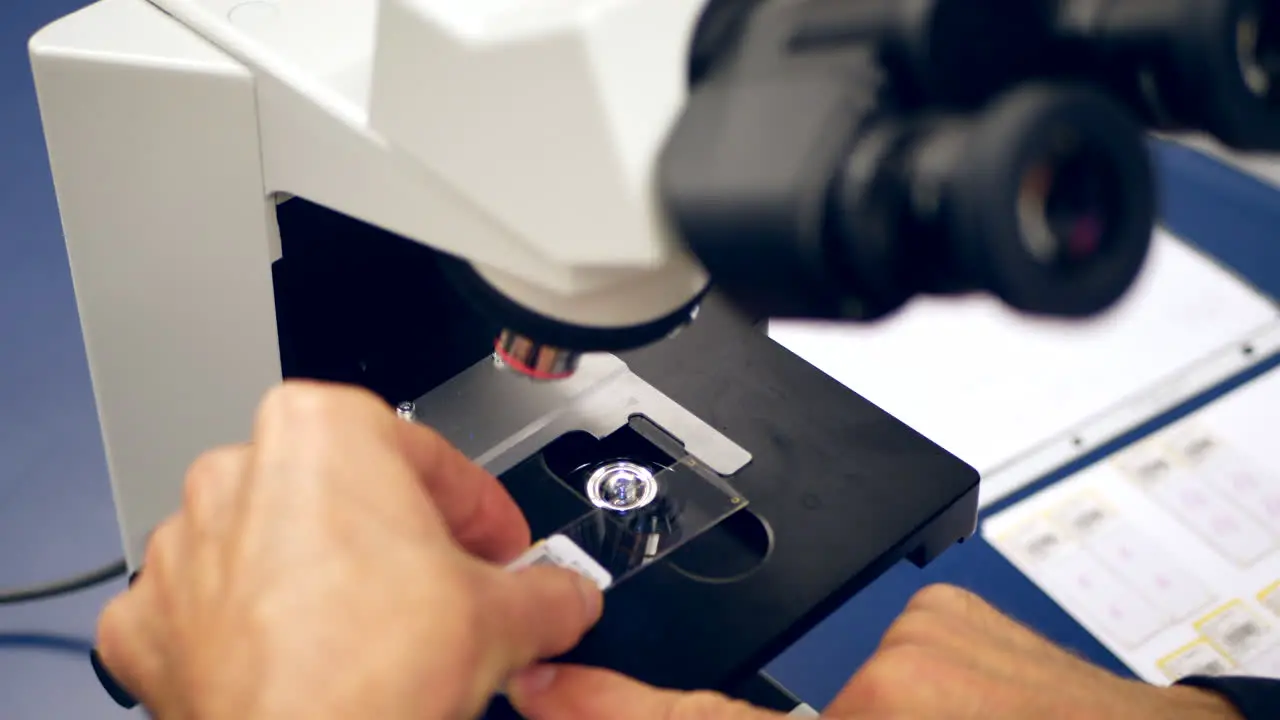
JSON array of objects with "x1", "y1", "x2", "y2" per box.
[{"x1": 505, "y1": 534, "x2": 613, "y2": 591}]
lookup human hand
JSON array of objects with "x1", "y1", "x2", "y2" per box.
[
  {"x1": 95, "y1": 381, "x2": 603, "y2": 720},
  {"x1": 507, "y1": 584, "x2": 1241, "y2": 719}
]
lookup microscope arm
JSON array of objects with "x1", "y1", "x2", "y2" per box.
[
  {"x1": 107, "y1": 0, "x2": 711, "y2": 339},
  {"x1": 62, "y1": 0, "x2": 1277, "y2": 376}
]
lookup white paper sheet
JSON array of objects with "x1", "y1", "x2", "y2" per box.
[
  {"x1": 768, "y1": 229, "x2": 1280, "y2": 506},
  {"x1": 983, "y1": 368, "x2": 1280, "y2": 684}
]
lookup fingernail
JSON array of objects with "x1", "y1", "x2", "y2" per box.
[
  {"x1": 510, "y1": 665, "x2": 558, "y2": 698},
  {"x1": 576, "y1": 574, "x2": 604, "y2": 621}
]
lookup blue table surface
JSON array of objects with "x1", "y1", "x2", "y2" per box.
[{"x1": 4, "y1": 3, "x2": 1280, "y2": 717}]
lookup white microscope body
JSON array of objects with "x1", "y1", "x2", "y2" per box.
[{"x1": 30, "y1": 0, "x2": 709, "y2": 566}]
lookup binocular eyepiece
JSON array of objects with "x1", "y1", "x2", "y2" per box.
[
  {"x1": 662, "y1": 0, "x2": 1279, "y2": 322},
  {"x1": 1055, "y1": 0, "x2": 1280, "y2": 151},
  {"x1": 833, "y1": 82, "x2": 1154, "y2": 317}
]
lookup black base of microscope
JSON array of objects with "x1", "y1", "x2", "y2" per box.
[{"x1": 270, "y1": 199, "x2": 980, "y2": 714}]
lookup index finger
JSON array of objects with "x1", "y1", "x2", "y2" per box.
[
  {"x1": 393, "y1": 418, "x2": 532, "y2": 562},
  {"x1": 507, "y1": 666, "x2": 779, "y2": 720},
  {"x1": 251, "y1": 382, "x2": 531, "y2": 562}
]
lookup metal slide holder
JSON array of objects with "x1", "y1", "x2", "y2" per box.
[
  {"x1": 508, "y1": 418, "x2": 750, "y2": 590},
  {"x1": 409, "y1": 352, "x2": 753, "y2": 591}
]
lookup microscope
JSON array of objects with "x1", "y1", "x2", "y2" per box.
[{"x1": 28, "y1": 0, "x2": 1278, "y2": 714}]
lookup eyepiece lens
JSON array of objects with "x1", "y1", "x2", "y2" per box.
[
  {"x1": 1238, "y1": 3, "x2": 1280, "y2": 104},
  {"x1": 1016, "y1": 130, "x2": 1118, "y2": 270},
  {"x1": 945, "y1": 85, "x2": 1154, "y2": 316}
]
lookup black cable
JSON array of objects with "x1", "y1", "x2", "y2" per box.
[
  {"x1": 0, "y1": 559, "x2": 128, "y2": 605},
  {"x1": 0, "y1": 632, "x2": 95, "y2": 655}
]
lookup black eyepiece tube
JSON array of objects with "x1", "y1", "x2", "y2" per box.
[
  {"x1": 1054, "y1": 0, "x2": 1280, "y2": 150},
  {"x1": 792, "y1": 0, "x2": 1055, "y2": 107},
  {"x1": 833, "y1": 84, "x2": 1156, "y2": 318},
  {"x1": 659, "y1": 0, "x2": 1270, "y2": 326}
]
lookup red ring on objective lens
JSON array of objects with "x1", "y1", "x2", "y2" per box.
[{"x1": 493, "y1": 339, "x2": 576, "y2": 381}]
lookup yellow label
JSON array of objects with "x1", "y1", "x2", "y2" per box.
[
  {"x1": 1156, "y1": 638, "x2": 1233, "y2": 681},
  {"x1": 1259, "y1": 581, "x2": 1280, "y2": 616},
  {"x1": 1193, "y1": 600, "x2": 1248, "y2": 630},
  {"x1": 1193, "y1": 600, "x2": 1272, "y2": 661}
]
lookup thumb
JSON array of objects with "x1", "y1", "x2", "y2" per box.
[
  {"x1": 507, "y1": 664, "x2": 785, "y2": 720},
  {"x1": 481, "y1": 564, "x2": 604, "y2": 672}
]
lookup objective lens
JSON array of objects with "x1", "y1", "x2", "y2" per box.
[
  {"x1": 1238, "y1": 2, "x2": 1279, "y2": 104},
  {"x1": 494, "y1": 329, "x2": 581, "y2": 381}
]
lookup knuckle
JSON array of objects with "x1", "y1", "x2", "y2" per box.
[
  {"x1": 95, "y1": 594, "x2": 146, "y2": 687},
  {"x1": 882, "y1": 606, "x2": 943, "y2": 648},
  {"x1": 182, "y1": 449, "x2": 233, "y2": 511},
  {"x1": 255, "y1": 381, "x2": 389, "y2": 444},
  {"x1": 875, "y1": 642, "x2": 932, "y2": 674},
  {"x1": 906, "y1": 582, "x2": 977, "y2": 614},
  {"x1": 849, "y1": 645, "x2": 931, "y2": 709},
  {"x1": 257, "y1": 382, "x2": 336, "y2": 427},
  {"x1": 141, "y1": 516, "x2": 180, "y2": 571},
  {"x1": 95, "y1": 595, "x2": 129, "y2": 653}
]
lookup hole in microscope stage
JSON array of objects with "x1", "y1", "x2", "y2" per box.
[{"x1": 667, "y1": 509, "x2": 774, "y2": 583}]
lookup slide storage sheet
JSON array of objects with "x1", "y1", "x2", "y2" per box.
[{"x1": 983, "y1": 367, "x2": 1280, "y2": 683}]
